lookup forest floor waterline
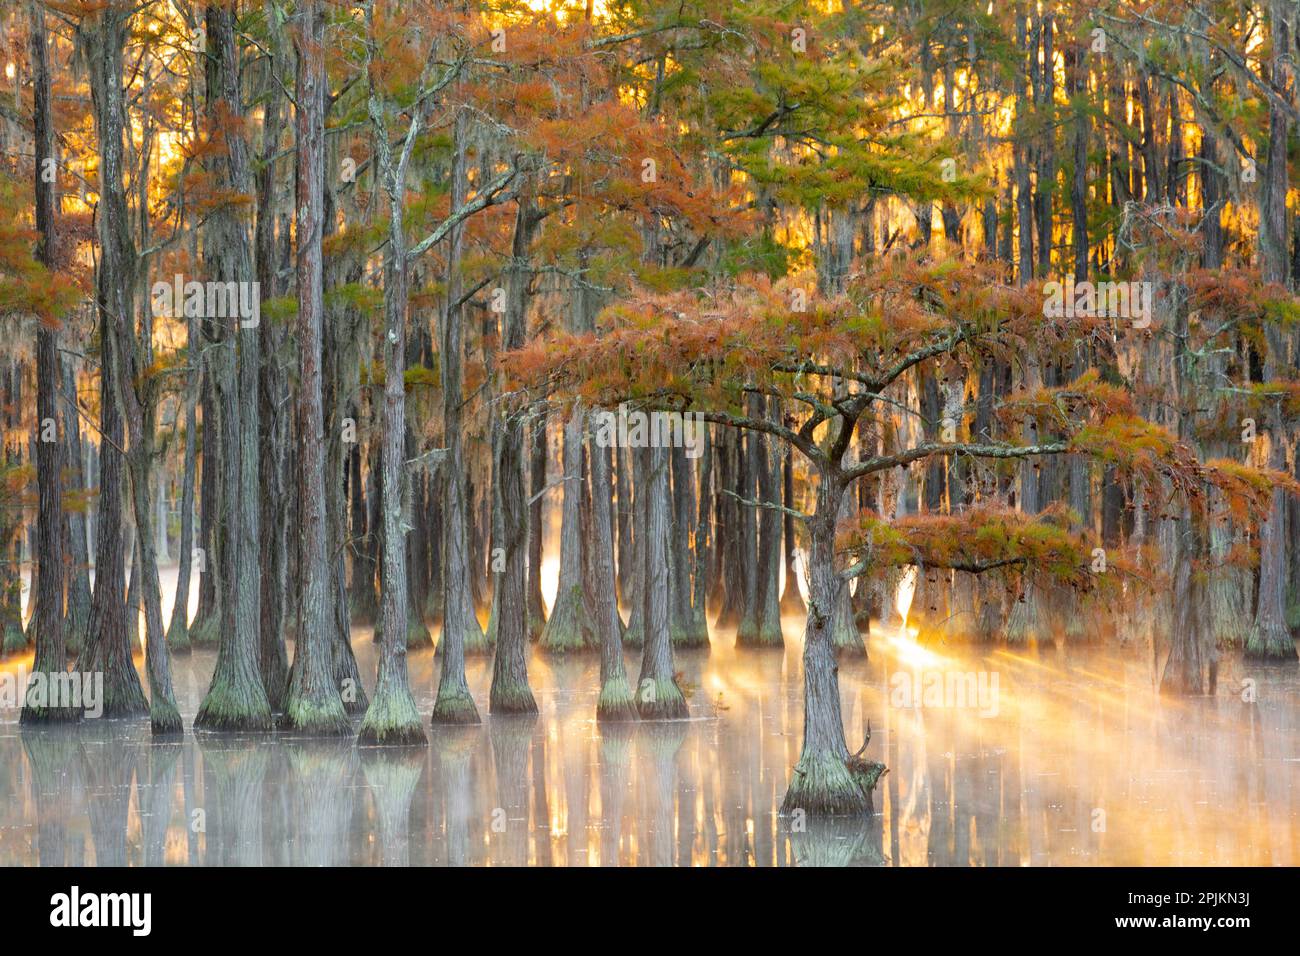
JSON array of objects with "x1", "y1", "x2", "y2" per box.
[{"x1": 1, "y1": 616, "x2": 1297, "y2": 865}]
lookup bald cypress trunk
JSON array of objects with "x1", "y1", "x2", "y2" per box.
[
  {"x1": 489, "y1": 196, "x2": 538, "y2": 715},
  {"x1": 636, "y1": 443, "x2": 687, "y2": 719},
  {"x1": 734, "y1": 414, "x2": 765, "y2": 646},
  {"x1": 164, "y1": 330, "x2": 197, "y2": 653},
  {"x1": 539, "y1": 405, "x2": 596, "y2": 653},
  {"x1": 1033, "y1": 13, "x2": 1054, "y2": 276},
  {"x1": 80, "y1": 5, "x2": 148, "y2": 720},
  {"x1": 593, "y1": 425, "x2": 636, "y2": 721},
  {"x1": 283, "y1": 0, "x2": 351, "y2": 734},
  {"x1": 526, "y1": 412, "x2": 548, "y2": 640},
  {"x1": 195, "y1": 3, "x2": 272, "y2": 731},
  {"x1": 432, "y1": 110, "x2": 483, "y2": 724},
  {"x1": 754, "y1": 405, "x2": 784, "y2": 646},
  {"x1": 254, "y1": 15, "x2": 289, "y2": 710},
  {"x1": 779, "y1": 446, "x2": 805, "y2": 614},
  {"x1": 1246, "y1": 1, "x2": 1296, "y2": 660},
  {"x1": 23, "y1": 0, "x2": 76, "y2": 724},
  {"x1": 87, "y1": 0, "x2": 180, "y2": 732},
  {"x1": 670, "y1": 445, "x2": 708, "y2": 647},
  {"x1": 189, "y1": 370, "x2": 221, "y2": 646},
  {"x1": 1013, "y1": 5, "x2": 1034, "y2": 283},
  {"x1": 358, "y1": 35, "x2": 428, "y2": 742},
  {"x1": 61, "y1": 359, "x2": 92, "y2": 655},
  {"x1": 622, "y1": 440, "x2": 647, "y2": 649},
  {"x1": 712, "y1": 430, "x2": 742, "y2": 629},
  {"x1": 781, "y1": 466, "x2": 875, "y2": 816},
  {"x1": 690, "y1": 427, "x2": 712, "y2": 641}
]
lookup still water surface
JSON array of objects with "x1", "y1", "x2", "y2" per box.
[{"x1": 1, "y1": 621, "x2": 1297, "y2": 866}]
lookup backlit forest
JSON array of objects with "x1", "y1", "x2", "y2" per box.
[{"x1": 0, "y1": 0, "x2": 1298, "y2": 858}]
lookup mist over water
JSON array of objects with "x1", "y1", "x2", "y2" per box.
[{"x1": 2, "y1": 607, "x2": 1297, "y2": 866}]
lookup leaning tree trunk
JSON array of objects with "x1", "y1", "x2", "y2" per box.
[{"x1": 283, "y1": 0, "x2": 351, "y2": 734}]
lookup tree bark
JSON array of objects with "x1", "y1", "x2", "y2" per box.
[
  {"x1": 489, "y1": 195, "x2": 538, "y2": 715},
  {"x1": 780, "y1": 466, "x2": 873, "y2": 816},
  {"x1": 283, "y1": 0, "x2": 351, "y2": 734},
  {"x1": 432, "y1": 109, "x2": 484, "y2": 723},
  {"x1": 195, "y1": 3, "x2": 272, "y2": 731},
  {"x1": 80, "y1": 4, "x2": 149, "y2": 720},
  {"x1": 358, "y1": 29, "x2": 428, "y2": 742},
  {"x1": 636, "y1": 443, "x2": 688, "y2": 718},
  {"x1": 22, "y1": 0, "x2": 76, "y2": 723}
]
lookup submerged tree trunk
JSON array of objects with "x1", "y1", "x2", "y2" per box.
[
  {"x1": 189, "y1": 370, "x2": 221, "y2": 647},
  {"x1": 432, "y1": 110, "x2": 483, "y2": 724},
  {"x1": 734, "y1": 417, "x2": 764, "y2": 646},
  {"x1": 283, "y1": 0, "x2": 351, "y2": 735},
  {"x1": 254, "y1": 25, "x2": 290, "y2": 711},
  {"x1": 526, "y1": 411, "x2": 548, "y2": 640},
  {"x1": 690, "y1": 427, "x2": 712, "y2": 644},
  {"x1": 489, "y1": 197, "x2": 538, "y2": 715},
  {"x1": 779, "y1": 447, "x2": 805, "y2": 615},
  {"x1": 781, "y1": 468, "x2": 875, "y2": 816},
  {"x1": 636, "y1": 443, "x2": 688, "y2": 719},
  {"x1": 61, "y1": 359, "x2": 92, "y2": 655},
  {"x1": 195, "y1": 3, "x2": 272, "y2": 731},
  {"x1": 1160, "y1": 521, "x2": 1216, "y2": 694},
  {"x1": 622, "y1": 439, "x2": 647, "y2": 649},
  {"x1": 592, "y1": 424, "x2": 636, "y2": 721},
  {"x1": 164, "y1": 330, "x2": 198, "y2": 654},
  {"x1": 670, "y1": 444, "x2": 708, "y2": 648},
  {"x1": 540, "y1": 404, "x2": 596, "y2": 653},
  {"x1": 80, "y1": 4, "x2": 148, "y2": 720},
  {"x1": 754, "y1": 406, "x2": 784, "y2": 646},
  {"x1": 23, "y1": 0, "x2": 76, "y2": 724},
  {"x1": 358, "y1": 43, "x2": 427, "y2": 743}
]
